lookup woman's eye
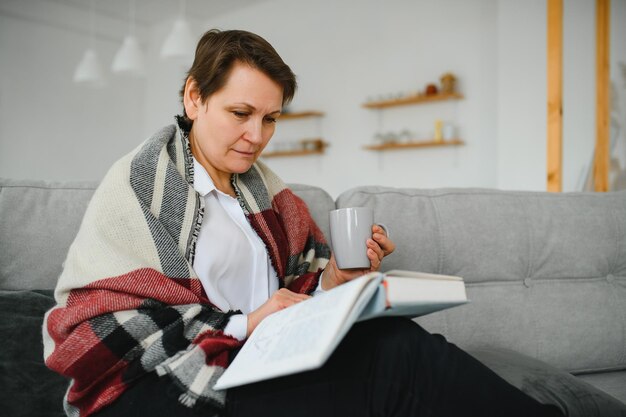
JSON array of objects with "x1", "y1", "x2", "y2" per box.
[
  {"x1": 264, "y1": 116, "x2": 277, "y2": 124},
  {"x1": 233, "y1": 111, "x2": 248, "y2": 118}
]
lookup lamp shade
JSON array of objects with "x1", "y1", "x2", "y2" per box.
[
  {"x1": 112, "y1": 35, "x2": 145, "y2": 75},
  {"x1": 160, "y1": 18, "x2": 195, "y2": 58},
  {"x1": 73, "y1": 48, "x2": 104, "y2": 84}
]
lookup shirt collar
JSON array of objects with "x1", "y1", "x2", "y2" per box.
[{"x1": 192, "y1": 157, "x2": 217, "y2": 197}]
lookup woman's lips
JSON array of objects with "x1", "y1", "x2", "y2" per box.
[{"x1": 233, "y1": 149, "x2": 256, "y2": 157}]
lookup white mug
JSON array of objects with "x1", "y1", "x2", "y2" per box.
[{"x1": 329, "y1": 207, "x2": 389, "y2": 269}]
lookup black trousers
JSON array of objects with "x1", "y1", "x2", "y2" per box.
[{"x1": 94, "y1": 318, "x2": 563, "y2": 417}]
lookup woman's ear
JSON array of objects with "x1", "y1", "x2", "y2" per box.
[{"x1": 183, "y1": 77, "x2": 202, "y2": 121}]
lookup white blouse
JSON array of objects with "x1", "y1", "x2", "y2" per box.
[
  {"x1": 192, "y1": 158, "x2": 279, "y2": 340},
  {"x1": 192, "y1": 158, "x2": 325, "y2": 340}
]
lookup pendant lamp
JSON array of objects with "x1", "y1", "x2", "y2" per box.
[
  {"x1": 111, "y1": 0, "x2": 145, "y2": 75},
  {"x1": 160, "y1": 0, "x2": 195, "y2": 59},
  {"x1": 112, "y1": 36, "x2": 144, "y2": 75},
  {"x1": 74, "y1": 49, "x2": 104, "y2": 83},
  {"x1": 73, "y1": 0, "x2": 104, "y2": 86}
]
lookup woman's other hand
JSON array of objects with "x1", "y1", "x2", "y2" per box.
[
  {"x1": 321, "y1": 225, "x2": 395, "y2": 291},
  {"x1": 247, "y1": 288, "x2": 310, "y2": 336}
]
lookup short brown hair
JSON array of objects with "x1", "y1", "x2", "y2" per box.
[{"x1": 179, "y1": 29, "x2": 297, "y2": 126}]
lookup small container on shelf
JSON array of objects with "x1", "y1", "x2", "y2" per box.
[
  {"x1": 434, "y1": 120, "x2": 443, "y2": 142},
  {"x1": 425, "y1": 84, "x2": 439, "y2": 96},
  {"x1": 398, "y1": 129, "x2": 413, "y2": 143},
  {"x1": 442, "y1": 122, "x2": 456, "y2": 141},
  {"x1": 439, "y1": 73, "x2": 457, "y2": 94},
  {"x1": 301, "y1": 138, "x2": 326, "y2": 152}
]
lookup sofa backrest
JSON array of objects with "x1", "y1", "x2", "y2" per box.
[
  {"x1": 0, "y1": 179, "x2": 334, "y2": 291},
  {"x1": 289, "y1": 184, "x2": 334, "y2": 240},
  {"x1": 336, "y1": 186, "x2": 626, "y2": 375},
  {"x1": 0, "y1": 179, "x2": 98, "y2": 291},
  {"x1": 3, "y1": 178, "x2": 625, "y2": 376}
]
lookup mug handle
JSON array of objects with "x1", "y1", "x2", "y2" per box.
[{"x1": 375, "y1": 223, "x2": 390, "y2": 239}]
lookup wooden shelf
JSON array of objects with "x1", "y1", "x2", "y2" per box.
[
  {"x1": 263, "y1": 139, "x2": 329, "y2": 158},
  {"x1": 262, "y1": 149, "x2": 325, "y2": 158},
  {"x1": 279, "y1": 111, "x2": 325, "y2": 120},
  {"x1": 364, "y1": 139, "x2": 464, "y2": 151},
  {"x1": 362, "y1": 93, "x2": 463, "y2": 109}
]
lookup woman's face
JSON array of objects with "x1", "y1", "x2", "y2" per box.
[{"x1": 186, "y1": 62, "x2": 283, "y2": 179}]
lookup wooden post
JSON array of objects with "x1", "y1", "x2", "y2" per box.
[
  {"x1": 547, "y1": 0, "x2": 563, "y2": 192},
  {"x1": 594, "y1": 0, "x2": 610, "y2": 192}
]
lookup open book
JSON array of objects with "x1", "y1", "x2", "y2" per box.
[{"x1": 213, "y1": 270, "x2": 468, "y2": 390}]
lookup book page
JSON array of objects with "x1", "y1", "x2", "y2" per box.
[{"x1": 214, "y1": 273, "x2": 382, "y2": 390}]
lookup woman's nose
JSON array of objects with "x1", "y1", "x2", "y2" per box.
[{"x1": 244, "y1": 119, "x2": 263, "y2": 144}]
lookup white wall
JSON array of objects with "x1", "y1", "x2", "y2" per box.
[
  {"x1": 0, "y1": 0, "x2": 147, "y2": 181},
  {"x1": 563, "y1": 0, "x2": 596, "y2": 191},
  {"x1": 1, "y1": 0, "x2": 624, "y2": 197},
  {"x1": 192, "y1": 0, "x2": 498, "y2": 197},
  {"x1": 495, "y1": 0, "x2": 547, "y2": 191}
]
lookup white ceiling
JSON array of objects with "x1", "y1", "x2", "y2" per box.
[
  {"x1": 0, "y1": 0, "x2": 269, "y2": 33},
  {"x1": 41, "y1": 0, "x2": 268, "y2": 25},
  {"x1": 0, "y1": 0, "x2": 270, "y2": 44}
]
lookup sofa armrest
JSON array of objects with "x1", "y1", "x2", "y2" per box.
[{"x1": 470, "y1": 348, "x2": 626, "y2": 417}]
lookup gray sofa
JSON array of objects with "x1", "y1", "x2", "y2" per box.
[{"x1": 1, "y1": 178, "x2": 625, "y2": 417}]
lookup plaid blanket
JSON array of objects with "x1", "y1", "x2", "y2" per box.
[{"x1": 42, "y1": 122, "x2": 330, "y2": 417}]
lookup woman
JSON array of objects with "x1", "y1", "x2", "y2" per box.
[{"x1": 43, "y1": 29, "x2": 563, "y2": 417}]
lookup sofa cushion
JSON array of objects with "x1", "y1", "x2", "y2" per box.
[
  {"x1": 0, "y1": 290, "x2": 67, "y2": 417},
  {"x1": 337, "y1": 187, "x2": 626, "y2": 375},
  {"x1": 0, "y1": 179, "x2": 97, "y2": 291},
  {"x1": 471, "y1": 348, "x2": 626, "y2": 417}
]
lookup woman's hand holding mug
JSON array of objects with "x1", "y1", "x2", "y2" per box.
[{"x1": 321, "y1": 208, "x2": 395, "y2": 291}]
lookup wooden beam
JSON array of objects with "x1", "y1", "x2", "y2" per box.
[
  {"x1": 594, "y1": 0, "x2": 610, "y2": 192},
  {"x1": 547, "y1": 0, "x2": 563, "y2": 192}
]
